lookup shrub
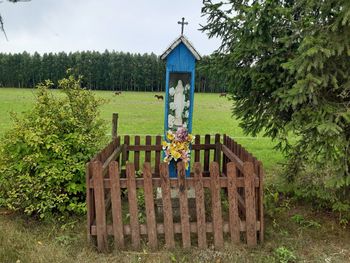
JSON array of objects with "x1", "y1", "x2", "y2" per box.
[{"x1": 0, "y1": 75, "x2": 106, "y2": 218}]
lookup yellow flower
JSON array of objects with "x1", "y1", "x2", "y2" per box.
[
  {"x1": 170, "y1": 149, "x2": 181, "y2": 160},
  {"x1": 162, "y1": 141, "x2": 168, "y2": 148},
  {"x1": 167, "y1": 131, "x2": 175, "y2": 141},
  {"x1": 187, "y1": 134, "x2": 193, "y2": 142}
]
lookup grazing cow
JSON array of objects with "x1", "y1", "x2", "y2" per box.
[
  {"x1": 154, "y1": 95, "x2": 164, "y2": 100},
  {"x1": 219, "y1": 92, "x2": 227, "y2": 97},
  {"x1": 115, "y1": 91, "x2": 122, "y2": 95}
]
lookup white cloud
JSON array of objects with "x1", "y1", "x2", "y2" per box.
[{"x1": 0, "y1": 0, "x2": 221, "y2": 55}]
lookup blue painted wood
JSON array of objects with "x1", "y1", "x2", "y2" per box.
[{"x1": 163, "y1": 42, "x2": 197, "y2": 178}]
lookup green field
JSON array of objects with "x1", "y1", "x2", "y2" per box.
[
  {"x1": 0, "y1": 88, "x2": 284, "y2": 171},
  {"x1": 1, "y1": 88, "x2": 349, "y2": 263}
]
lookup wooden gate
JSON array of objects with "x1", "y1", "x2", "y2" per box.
[{"x1": 87, "y1": 134, "x2": 264, "y2": 252}]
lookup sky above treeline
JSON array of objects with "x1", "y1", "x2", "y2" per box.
[{"x1": 0, "y1": 0, "x2": 221, "y2": 56}]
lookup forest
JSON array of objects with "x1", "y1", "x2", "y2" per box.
[{"x1": 0, "y1": 51, "x2": 227, "y2": 92}]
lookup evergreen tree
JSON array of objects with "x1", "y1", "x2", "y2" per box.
[{"x1": 202, "y1": 0, "x2": 350, "y2": 214}]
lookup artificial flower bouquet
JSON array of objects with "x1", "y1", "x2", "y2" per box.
[{"x1": 162, "y1": 127, "x2": 194, "y2": 170}]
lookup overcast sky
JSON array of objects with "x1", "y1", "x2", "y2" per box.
[{"x1": 0, "y1": 0, "x2": 221, "y2": 55}]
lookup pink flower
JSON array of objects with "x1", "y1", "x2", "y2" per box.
[{"x1": 175, "y1": 127, "x2": 188, "y2": 142}]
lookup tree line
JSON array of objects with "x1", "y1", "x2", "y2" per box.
[{"x1": 0, "y1": 51, "x2": 227, "y2": 92}]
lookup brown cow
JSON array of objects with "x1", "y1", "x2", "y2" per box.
[
  {"x1": 219, "y1": 92, "x2": 227, "y2": 97},
  {"x1": 114, "y1": 91, "x2": 122, "y2": 95},
  {"x1": 154, "y1": 95, "x2": 164, "y2": 100}
]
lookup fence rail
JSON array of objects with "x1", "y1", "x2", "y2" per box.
[{"x1": 87, "y1": 134, "x2": 264, "y2": 252}]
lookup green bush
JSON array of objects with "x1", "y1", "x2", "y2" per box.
[{"x1": 0, "y1": 75, "x2": 106, "y2": 218}]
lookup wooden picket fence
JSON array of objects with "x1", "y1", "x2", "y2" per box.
[{"x1": 86, "y1": 134, "x2": 264, "y2": 252}]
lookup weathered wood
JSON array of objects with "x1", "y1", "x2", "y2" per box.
[
  {"x1": 227, "y1": 162, "x2": 240, "y2": 243},
  {"x1": 210, "y1": 162, "x2": 224, "y2": 248},
  {"x1": 122, "y1": 135, "x2": 130, "y2": 165},
  {"x1": 126, "y1": 144, "x2": 216, "y2": 151},
  {"x1": 87, "y1": 133, "x2": 264, "y2": 251},
  {"x1": 127, "y1": 163, "x2": 141, "y2": 249},
  {"x1": 91, "y1": 220, "x2": 261, "y2": 236},
  {"x1": 221, "y1": 144, "x2": 244, "y2": 170},
  {"x1": 214, "y1": 134, "x2": 221, "y2": 168},
  {"x1": 194, "y1": 135, "x2": 201, "y2": 162},
  {"x1": 116, "y1": 136, "x2": 121, "y2": 165},
  {"x1": 90, "y1": 176, "x2": 260, "y2": 189},
  {"x1": 145, "y1": 136, "x2": 152, "y2": 162},
  {"x1": 143, "y1": 163, "x2": 158, "y2": 249},
  {"x1": 92, "y1": 161, "x2": 108, "y2": 252},
  {"x1": 204, "y1": 135, "x2": 211, "y2": 172},
  {"x1": 134, "y1": 136, "x2": 140, "y2": 171},
  {"x1": 112, "y1": 113, "x2": 118, "y2": 139},
  {"x1": 160, "y1": 163, "x2": 175, "y2": 248},
  {"x1": 258, "y1": 161, "x2": 264, "y2": 242},
  {"x1": 222, "y1": 134, "x2": 227, "y2": 175},
  {"x1": 177, "y1": 161, "x2": 191, "y2": 248},
  {"x1": 244, "y1": 162, "x2": 257, "y2": 246},
  {"x1": 109, "y1": 161, "x2": 124, "y2": 249},
  {"x1": 193, "y1": 162, "x2": 207, "y2": 248},
  {"x1": 102, "y1": 145, "x2": 123, "y2": 171},
  {"x1": 155, "y1": 136, "x2": 162, "y2": 176}
]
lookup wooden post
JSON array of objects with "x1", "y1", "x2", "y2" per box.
[
  {"x1": 214, "y1": 134, "x2": 221, "y2": 168},
  {"x1": 92, "y1": 161, "x2": 108, "y2": 252},
  {"x1": 204, "y1": 135, "x2": 211, "y2": 173},
  {"x1": 126, "y1": 163, "x2": 141, "y2": 249},
  {"x1": 244, "y1": 162, "x2": 257, "y2": 246},
  {"x1": 177, "y1": 161, "x2": 191, "y2": 248},
  {"x1": 193, "y1": 162, "x2": 207, "y2": 248},
  {"x1": 143, "y1": 163, "x2": 158, "y2": 249},
  {"x1": 210, "y1": 162, "x2": 224, "y2": 248},
  {"x1": 194, "y1": 135, "x2": 201, "y2": 162},
  {"x1": 160, "y1": 163, "x2": 175, "y2": 248},
  {"x1": 109, "y1": 161, "x2": 124, "y2": 249},
  {"x1": 258, "y1": 161, "x2": 264, "y2": 242},
  {"x1": 155, "y1": 136, "x2": 162, "y2": 176},
  {"x1": 227, "y1": 162, "x2": 240, "y2": 243},
  {"x1": 112, "y1": 113, "x2": 118, "y2": 139}
]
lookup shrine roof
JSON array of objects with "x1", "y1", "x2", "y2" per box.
[{"x1": 160, "y1": 35, "x2": 201, "y2": 61}]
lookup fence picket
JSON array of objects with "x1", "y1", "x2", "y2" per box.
[
  {"x1": 134, "y1": 136, "x2": 140, "y2": 171},
  {"x1": 204, "y1": 135, "x2": 211, "y2": 172},
  {"x1": 177, "y1": 161, "x2": 191, "y2": 248},
  {"x1": 87, "y1": 133, "x2": 263, "y2": 251},
  {"x1": 109, "y1": 161, "x2": 124, "y2": 249},
  {"x1": 193, "y1": 162, "x2": 207, "y2": 248},
  {"x1": 127, "y1": 163, "x2": 141, "y2": 249},
  {"x1": 92, "y1": 161, "x2": 108, "y2": 252},
  {"x1": 145, "y1": 136, "x2": 152, "y2": 162},
  {"x1": 160, "y1": 163, "x2": 175, "y2": 248},
  {"x1": 227, "y1": 162, "x2": 240, "y2": 243},
  {"x1": 258, "y1": 161, "x2": 264, "y2": 242},
  {"x1": 155, "y1": 136, "x2": 162, "y2": 176},
  {"x1": 222, "y1": 134, "x2": 227, "y2": 175},
  {"x1": 244, "y1": 162, "x2": 257, "y2": 246},
  {"x1": 194, "y1": 135, "x2": 201, "y2": 162},
  {"x1": 143, "y1": 162, "x2": 158, "y2": 249},
  {"x1": 214, "y1": 134, "x2": 221, "y2": 167},
  {"x1": 210, "y1": 162, "x2": 224, "y2": 248}
]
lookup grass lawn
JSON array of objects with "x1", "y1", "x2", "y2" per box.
[
  {"x1": 0, "y1": 88, "x2": 349, "y2": 262},
  {"x1": 0, "y1": 88, "x2": 284, "y2": 171}
]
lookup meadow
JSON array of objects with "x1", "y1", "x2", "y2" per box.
[
  {"x1": 0, "y1": 88, "x2": 349, "y2": 263},
  {"x1": 0, "y1": 88, "x2": 283, "y2": 171}
]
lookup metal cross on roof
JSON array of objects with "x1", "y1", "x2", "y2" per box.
[{"x1": 177, "y1": 17, "x2": 188, "y2": 35}]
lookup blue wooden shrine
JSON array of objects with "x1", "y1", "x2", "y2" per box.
[{"x1": 160, "y1": 18, "x2": 201, "y2": 177}]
